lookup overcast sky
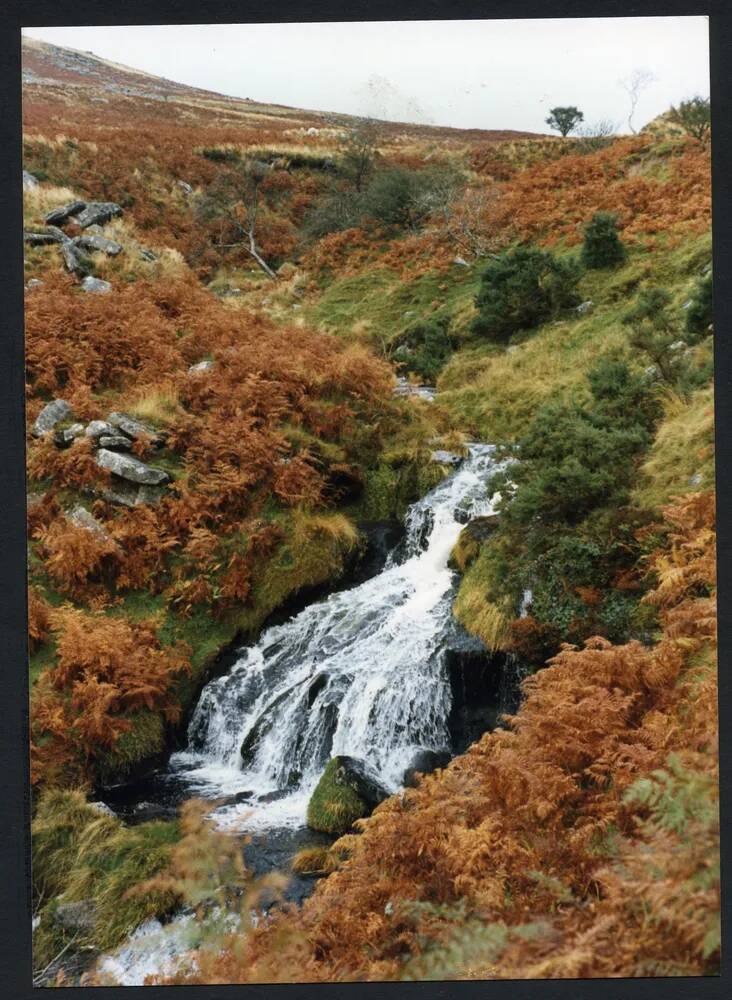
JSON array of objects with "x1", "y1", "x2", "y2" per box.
[{"x1": 22, "y1": 17, "x2": 710, "y2": 133}]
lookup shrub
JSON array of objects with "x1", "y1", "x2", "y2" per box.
[
  {"x1": 581, "y1": 211, "x2": 627, "y2": 269},
  {"x1": 470, "y1": 246, "x2": 582, "y2": 343},
  {"x1": 668, "y1": 96, "x2": 711, "y2": 145},
  {"x1": 392, "y1": 319, "x2": 453, "y2": 381},
  {"x1": 685, "y1": 271, "x2": 713, "y2": 340}
]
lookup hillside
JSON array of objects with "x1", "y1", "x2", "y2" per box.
[{"x1": 23, "y1": 38, "x2": 717, "y2": 986}]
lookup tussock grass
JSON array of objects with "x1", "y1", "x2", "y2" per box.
[
  {"x1": 635, "y1": 385, "x2": 715, "y2": 510},
  {"x1": 127, "y1": 382, "x2": 183, "y2": 426},
  {"x1": 32, "y1": 788, "x2": 180, "y2": 968}
]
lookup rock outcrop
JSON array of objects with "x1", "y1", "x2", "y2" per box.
[
  {"x1": 33, "y1": 398, "x2": 73, "y2": 437},
  {"x1": 95, "y1": 448, "x2": 170, "y2": 486},
  {"x1": 44, "y1": 200, "x2": 86, "y2": 226},
  {"x1": 74, "y1": 202, "x2": 123, "y2": 228}
]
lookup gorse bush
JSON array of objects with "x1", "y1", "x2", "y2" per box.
[
  {"x1": 486, "y1": 357, "x2": 660, "y2": 648},
  {"x1": 305, "y1": 165, "x2": 463, "y2": 237},
  {"x1": 392, "y1": 318, "x2": 453, "y2": 381},
  {"x1": 471, "y1": 245, "x2": 582, "y2": 343},
  {"x1": 581, "y1": 211, "x2": 626, "y2": 268}
]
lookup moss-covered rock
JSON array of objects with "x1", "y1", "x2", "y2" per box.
[
  {"x1": 448, "y1": 514, "x2": 500, "y2": 572},
  {"x1": 306, "y1": 756, "x2": 389, "y2": 835}
]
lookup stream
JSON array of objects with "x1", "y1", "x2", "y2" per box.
[{"x1": 94, "y1": 443, "x2": 524, "y2": 984}]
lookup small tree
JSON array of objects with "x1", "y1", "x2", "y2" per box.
[
  {"x1": 668, "y1": 96, "x2": 711, "y2": 145},
  {"x1": 339, "y1": 118, "x2": 380, "y2": 192},
  {"x1": 545, "y1": 106, "x2": 584, "y2": 137},
  {"x1": 471, "y1": 246, "x2": 582, "y2": 343},
  {"x1": 581, "y1": 212, "x2": 627, "y2": 269},
  {"x1": 622, "y1": 288, "x2": 679, "y2": 384}
]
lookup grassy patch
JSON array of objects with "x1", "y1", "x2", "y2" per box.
[{"x1": 32, "y1": 789, "x2": 180, "y2": 970}]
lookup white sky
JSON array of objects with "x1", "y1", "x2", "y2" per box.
[{"x1": 22, "y1": 17, "x2": 710, "y2": 133}]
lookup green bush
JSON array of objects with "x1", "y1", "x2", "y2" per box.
[
  {"x1": 581, "y1": 212, "x2": 627, "y2": 269},
  {"x1": 470, "y1": 246, "x2": 582, "y2": 343},
  {"x1": 393, "y1": 319, "x2": 453, "y2": 381},
  {"x1": 685, "y1": 271, "x2": 713, "y2": 340},
  {"x1": 485, "y1": 357, "x2": 660, "y2": 647}
]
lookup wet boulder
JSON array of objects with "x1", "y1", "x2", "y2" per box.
[
  {"x1": 402, "y1": 749, "x2": 452, "y2": 788},
  {"x1": 33, "y1": 398, "x2": 73, "y2": 437},
  {"x1": 306, "y1": 756, "x2": 390, "y2": 835},
  {"x1": 44, "y1": 200, "x2": 86, "y2": 226},
  {"x1": 73, "y1": 201, "x2": 123, "y2": 228},
  {"x1": 95, "y1": 448, "x2": 170, "y2": 486},
  {"x1": 307, "y1": 756, "x2": 387, "y2": 835},
  {"x1": 448, "y1": 514, "x2": 500, "y2": 571},
  {"x1": 430, "y1": 449, "x2": 463, "y2": 466}
]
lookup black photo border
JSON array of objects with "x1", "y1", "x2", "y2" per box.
[{"x1": 0, "y1": 2, "x2": 729, "y2": 997}]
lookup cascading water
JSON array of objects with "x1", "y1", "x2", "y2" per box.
[
  {"x1": 95, "y1": 443, "x2": 508, "y2": 985},
  {"x1": 164, "y1": 443, "x2": 504, "y2": 830}
]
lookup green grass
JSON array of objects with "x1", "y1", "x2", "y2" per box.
[{"x1": 32, "y1": 788, "x2": 181, "y2": 970}]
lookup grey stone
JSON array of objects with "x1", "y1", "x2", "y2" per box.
[
  {"x1": 96, "y1": 448, "x2": 170, "y2": 486},
  {"x1": 431, "y1": 450, "x2": 463, "y2": 466},
  {"x1": 669, "y1": 340, "x2": 687, "y2": 351},
  {"x1": 80, "y1": 276, "x2": 112, "y2": 294},
  {"x1": 44, "y1": 200, "x2": 86, "y2": 226},
  {"x1": 88, "y1": 800, "x2": 116, "y2": 817},
  {"x1": 84, "y1": 419, "x2": 115, "y2": 439},
  {"x1": 53, "y1": 900, "x2": 96, "y2": 935},
  {"x1": 99, "y1": 480, "x2": 167, "y2": 507},
  {"x1": 62, "y1": 242, "x2": 93, "y2": 277},
  {"x1": 138, "y1": 247, "x2": 157, "y2": 262},
  {"x1": 23, "y1": 226, "x2": 68, "y2": 246},
  {"x1": 26, "y1": 278, "x2": 44, "y2": 289},
  {"x1": 67, "y1": 505, "x2": 114, "y2": 543},
  {"x1": 23, "y1": 170, "x2": 39, "y2": 191},
  {"x1": 393, "y1": 377, "x2": 435, "y2": 402},
  {"x1": 177, "y1": 180, "x2": 193, "y2": 194},
  {"x1": 74, "y1": 234, "x2": 123, "y2": 256},
  {"x1": 107, "y1": 411, "x2": 165, "y2": 446},
  {"x1": 188, "y1": 360, "x2": 215, "y2": 373},
  {"x1": 54, "y1": 422, "x2": 85, "y2": 446},
  {"x1": 73, "y1": 201, "x2": 123, "y2": 228},
  {"x1": 689, "y1": 472, "x2": 703, "y2": 487},
  {"x1": 453, "y1": 256, "x2": 470, "y2": 267},
  {"x1": 576, "y1": 300, "x2": 594, "y2": 315},
  {"x1": 33, "y1": 399, "x2": 73, "y2": 437},
  {"x1": 683, "y1": 299, "x2": 693, "y2": 310},
  {"x1": 98, "y1": 434, "x2": 132, "y2": 450}
]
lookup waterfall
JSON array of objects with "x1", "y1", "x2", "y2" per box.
[{"x1": 165, "y1": 443, "x2": 504, "y2": 830}]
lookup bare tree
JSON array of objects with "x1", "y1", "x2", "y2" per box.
[
  {"x1": 439, "y1": 184, "x2": 512, "y2": 260},
  {"x1": 573, "y1": 119, "x2": 619, "y2": 153},
  {"x1": 619, "y1": 69, "x2": 656, "y2": 134},
  {"x1": 206, "y1": 159, "x2": 277, "y2": 280}
]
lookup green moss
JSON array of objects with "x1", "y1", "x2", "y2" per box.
[
  {"x1": 306, "y1": 758, "x2": 369, "y2": 834},
  {"x1": 95, "y1": 710, "x2": 166, "y2": 785}
]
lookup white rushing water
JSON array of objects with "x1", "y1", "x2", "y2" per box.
[
  {"x1": 96, "y1": 444, "x2": 504, "y2": 985},
  {"x1": 165, "y1": 443, "x2": 503, "y2": 831}
]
